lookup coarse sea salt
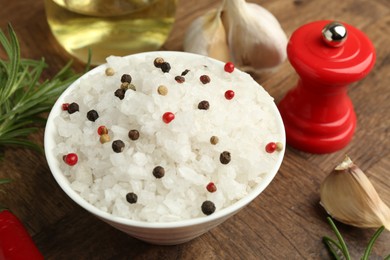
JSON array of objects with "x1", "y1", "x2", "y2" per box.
[{"x1": 54, "y1": 54, "x2": 283, "y2": 222}]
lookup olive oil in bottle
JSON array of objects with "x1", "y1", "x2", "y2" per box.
[{"x1": 45, "y1": 0, "x2": 177, "y2": 65}]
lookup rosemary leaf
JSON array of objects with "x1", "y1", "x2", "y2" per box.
[
  {"x1": 0, "y1": 24, "x2": 83, "y2": 153},
  {"x1": 361, "y1": 226, "x2": 385, "y2": 260}
]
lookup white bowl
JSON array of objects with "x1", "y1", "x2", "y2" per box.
[{"x1": 44, "y1": 51, "x2": 285, "y2": 245}]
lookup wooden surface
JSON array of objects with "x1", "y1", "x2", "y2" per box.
[{"x1": 1, "y1": 0, "x2": 389, "y2": 259}]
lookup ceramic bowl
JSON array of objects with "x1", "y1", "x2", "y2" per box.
[{"x1": 44, "y1": 51, "x2": 285, "y2": 245}]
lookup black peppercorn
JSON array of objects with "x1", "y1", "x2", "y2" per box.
[
  {"x1": 220, "y1": 151, "x2": 231, "y2": 164},
  {"x1": 160, "y1": 62, "x2": 171, "y2": 73},
  {"x1": 86, "y1": 109, "x2": 99, "y2": 122},
  {"x1": 121, "y1": 74, "x2": 132, "y2": 83},
  {"x1": 175, "y1": 76, "x2": 185, "y2": 83},
  {"x1": 154, "y1": 57, "x2": 165, "y2": 68},
  {"x1": 126, "y1": 192, "x2": 138, "y2": 204},
  {"x1": 114, "y1": 88, "x2": 126, "y2": 100},
  {"x1": 128, "y1": 129, "x2": 140, "y2": 141},
  {"x1": 112, "y1": 140, "x2": 125, "y2": 153},
  {"x1": 200, "y1": 75, "x2": 210, "y2": 84},
  {"x1": 152, "y1": 166, "x2": 165, "y2": 178},
  {"x1": 67, "y1": 102, "x2": 79, "y2": 114},
  {"x1": 201, "y1": 200, "x2": 216, "y2": 215},
  {"x1": 198, "y1": 100, "x2": 210, "y2": 110}
]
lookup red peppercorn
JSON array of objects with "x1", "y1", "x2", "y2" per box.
[
  {"x1": 62, "y1": 103, "x2": 69, "y2": 111},
  {"x1": 224, "y1": 62, "x2": 235, "y2": 73},
  {"x1": 63, "y1": 153, "x2": 78, "y2": 166},
  {"x1": 97, "y1": 126, "x2": 108, "y2": 135},
  {"x1": 225, "y1": 90, "x2": 235, "y2": 100},
  {"x1": 265, "y1": 142, "x2": 277, "y2": 153},
  {"x1": 162, "y1": 112, "x2": 175, "y2": 123},
  {"x1": 206, "y1": 182, "x2": 217, "y2": 193}
]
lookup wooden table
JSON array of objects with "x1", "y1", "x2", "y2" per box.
[{"x1": 1, "y1": 0, "x2": 389, "y2": 259}]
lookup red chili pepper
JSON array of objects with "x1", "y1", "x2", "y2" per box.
[{"x1": 0, "y1": 210, "x2": 44, "y2": 260}]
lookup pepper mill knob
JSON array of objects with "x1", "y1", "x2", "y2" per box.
[
  {"x1": 278, "y1": 20, "x2": 376, "y2": 153},
  {"x1": 322, "y1": 21, "x2": 347, "y2": 47}
]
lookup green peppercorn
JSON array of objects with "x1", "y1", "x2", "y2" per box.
[
  {"x1": 220, "y1": 151, "x2": 231, "y2": 164},
  {"x1": 201, "y1": 200, "x2": 216, "y2": 215},
  {"x1": 128, "y1": 129, "x2": 140, "y2": 141},
  {"x1": 121, "y1": 74, "x2": 132, "y2": 83},
  {"x1": 198, "y1": 100, "x2": 210, "y2": 110},
  {"x1": 210, "y1": 136, "x2": 219, "y2": 145},
  {"x1": 105, "y1": 67, "x2": 115, "y2": 76},
  {"x1": 112, "y1": 140, "x2": 125, "y2": 153},
  {"x1": 126, "y1": 192, "x2": 138, "y2": 204},
  {"x1": 157, "y1": 85, "x2": 168, "y2": 95},
  {"x1": 152, "y1": 166, "x2": 165, "y2": 178},
  {"x1": 120, "y1": 82, "x2": 129, "y2": 90},
  {"x1": 87, "y1": 109, "x2": 99, "y2": 122},
  {"x1": 67, "y1": 102, "x2": 79, "y2": 114}
]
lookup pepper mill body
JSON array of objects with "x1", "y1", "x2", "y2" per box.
[{"x1": 278, "y1": 20, "x2": 375, "y2": 153}]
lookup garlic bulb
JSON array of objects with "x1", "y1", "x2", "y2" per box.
[
  {"x1": 320, "y1": 155, "x2": 390, "y2": 230},
  {"x1": 222, "y1": 0, "x2": 288, "y2": 71},
  {"x1": 183, "y1": 8, "x2": 230, "y2": 62},
  {"x1": 183, "y1": 0, "x2": 288, "y2": 72}
]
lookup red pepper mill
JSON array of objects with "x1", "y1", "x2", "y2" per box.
[{"x1": 278, "y1": 20, "x2": 376, "y2": 153}]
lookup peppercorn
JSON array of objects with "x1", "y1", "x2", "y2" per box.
[
  {"x1": 200, "y1": 75, "x2": 210, "y2": 84},
  {"x1": 128, "y1": 129, "x2": 140, "y2": 141},
  {"x1": 62, "y1": 103, "x2": 69, "y2": 111},
  {"x1": 105, "y1": 67, "x2": 115, "y2": 76},
  {"x1": 112, "y1": 140, "x2": 125, "y2": 153},
  {"x1": 181, "y1": 69, "x2": 190, "y2": 76},
  {"x1": 162, "y1": 112, "x2": 175, "y2": 123},
  {"x1": 87, "y1": 109, "x2": 99, "y2": 122},
  {"x1": 160, "y1": 62, "x2": 171, "y2": 73},
  {"x1": 154, "y1": 57, "x2": 165, "y2": 68},
  {"x1": 198, "y1": 100, "x2": 210, "y2": 110},
  {"x1": 120, "y1": 82, "x2": 129, "y2": 90},
  {"x1": 63, "y1": 153, "x2": 78, "y2": 166},
  {"x1": 152, "y1": 166, "x2": 165, "y2": 178},
  {"x1": 206, "y1": 182, "x2": 217, "y2": 193},
  {"x1": 126, "y1": 192, "x2": 138, "y2": 204},
  {"x1": 225, "y1": 90, "x2": 235, "y2": 100},
  {"x1": 100, "y1": 134, "x2": 110, "y2": 144},
  {"x1": 121, "y1": 74, "x2": 132, "y2": 83},
  {"x1": 67, "y1": 102, "x2": 79, "y2": 114},
  {"x1": 220, "y1": 151, "x2": 231, "y2": 164},
  {"x1": 157, "y1": 85, "x2": 168, "y2": 95},
  {"x1": 210, "y1": 136, "x2": 219, "y2": 145},
  {"x1": 201, "y1": 200, "x2": 216, "y2": 215},
  {"x1": 224, "y1": 62, "x2": 235, "y2": 73},
  {"x1": 175, "y1": 76, "x2": 185, "y2": 83},
  {"x1": 97, "y1": 125, "x2": 108, "y2": 135},
  {"x1": 114, "y1": 88, "x2": 126, "y2": 100}
]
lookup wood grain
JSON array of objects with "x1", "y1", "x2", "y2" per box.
[{"x1": 0, "y1": 0, "x2": 389, "y2": 259}]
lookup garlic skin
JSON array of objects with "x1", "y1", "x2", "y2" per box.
[
  {"x1": 183, "y1": 9, "x2": 230, "y2": 62},
  {"x1": 320, "y1": 155, "x2": 390, "y2": 230},
  {"x1": 222, "y1": 0, "x2": 288, "y2": 72},
  {"x1": 183, "y1": 0, "x2": 288, "y2": 72}
]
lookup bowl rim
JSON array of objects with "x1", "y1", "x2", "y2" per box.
[{"x1": 44, "y1": 51, "x2": 285, "y2": 229}]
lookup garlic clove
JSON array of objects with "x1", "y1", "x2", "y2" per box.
[
  {"x1": 222, "y1": 0, "x2": 288, "y2": 72},
  {"x1": 320, "y1": 155, "x2": 390, "y2": 230},
  {"x1": 183, "y1": 9, "x2": 230, "y2": 62}
]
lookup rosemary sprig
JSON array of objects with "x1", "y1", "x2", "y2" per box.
[
  {"x1": 323, "y1": 217, "x2": 390, "y2": 260},
  {"x1": 0, "y1": 24, "x2": 84, "y2": 156}
]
